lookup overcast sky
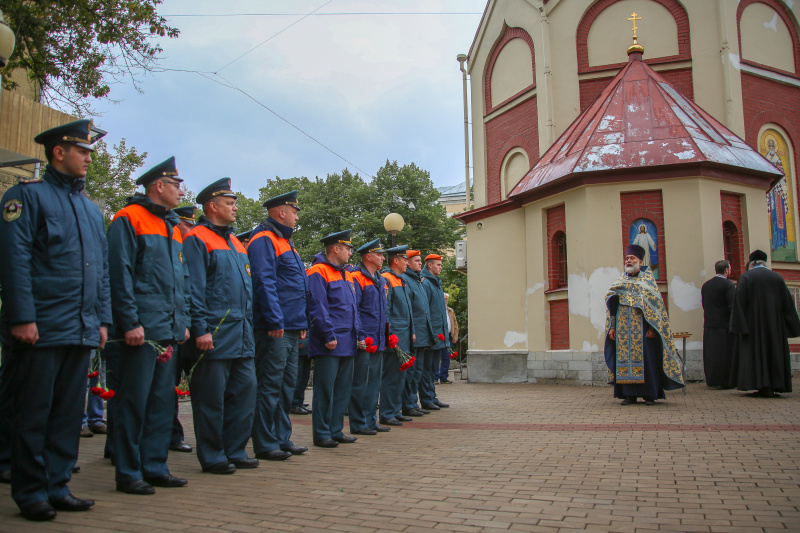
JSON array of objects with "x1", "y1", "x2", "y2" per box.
[{"x1": 89, "y1": 0, "x2": 486, "y2": 199}]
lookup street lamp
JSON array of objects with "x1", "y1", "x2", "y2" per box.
[
  {"x1": 384, "y1": 213, "x2": 405, "y2": 247},
  {"x1": 0, "y1": 9, "x2": 16, "y2": 68}
]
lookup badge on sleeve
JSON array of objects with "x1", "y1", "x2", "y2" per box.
[
  {"x1": 179, "y1": 251, "x2": 183, "y2": 264},
  {"x1": 246, "y1": 264, "x2": 251, "y2": 276},
  {"x1": 3, "y1": 199, "x2": 22, "y2": 222}
]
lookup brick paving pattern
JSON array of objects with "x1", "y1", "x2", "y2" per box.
[{"x1": 1, "y1": 376, "x2": 799, "y2": 532}]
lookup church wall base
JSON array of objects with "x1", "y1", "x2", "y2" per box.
[{"x1": 466, "y1": 351, "x2": 529, "y2": 383}]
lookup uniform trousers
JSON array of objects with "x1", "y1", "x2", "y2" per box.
[
  {"x1": 102, "y1": 351, "x2": 120, "y2": 459},
  {"x1": 379, "y1": 349, "x2": 407, "y2": 421},
  {"x1": 349, "y1": 349, "x2": 383, "y2": 432},
  {"x1": 113, "y1": 341, "x2": 177, "y2": 483},
  {"x1": 171, "y1": 343, "x2": 193, "y2": 444},
  {"x1": 3, "y1": 345, "x2": 90, "y2": 507},
  {"x1": 0, "y1": 357, "x2": 11, "y2": 477},
  {"x1": 292, "y1": 352, "x2": 312, "y2": 408},
  {"x1": 252, "y1": 330, "x2": 299, "y2": 452},
  {"x1": 419, "y1": 347, "x2": 439, "y2": 404},
  {"x1": 311, "y1": 355, "x2": 354, "y2": 441},
  {"x1": 402, "y1": 346, "x2": 427, "y2": 410},
  {"x1": 435, "y1": 349, "x2": 451, "y2": 381},
  {"x1": 190, "y1": 357, "x2": 256, "y2": 467}
]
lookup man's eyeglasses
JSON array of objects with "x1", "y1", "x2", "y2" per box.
[{"x1": 160, "y1": 179, "x2": 182, "y2": 189}]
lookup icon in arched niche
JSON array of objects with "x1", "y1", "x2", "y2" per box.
[
  {"x1": 629, "y1": 218, "x2": 659, "y2": 280},
  {"x1": 760, "y1": 129, "x2": 796, "y2": 262}
]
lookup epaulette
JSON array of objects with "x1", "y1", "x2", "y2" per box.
[{"x1": 17, "y1": 176, "x2": 44, "y2": 184}]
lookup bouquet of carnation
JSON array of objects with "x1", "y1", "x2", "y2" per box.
[
  {"x1": 387, "y1": 334, "x2": 415, "y2": 370},
  {"x1": 363, "y1": 337, "x2": 379, "y2": 354},
  {"x1": 437, "y1": 333, "x2": 459, "y2": 359},
  {"x1": 99, "y1": 338, "x2": 174, "y2": 399}
]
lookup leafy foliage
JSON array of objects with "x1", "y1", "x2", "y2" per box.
[
  {"x1": 84, "y1": 139, "x2": 146, "y2": 225},
  {"x1": 0, "y1": 0, "x2": 179, "y2": 114},
  {"x1": 440, "y1": 256, "x2": 468, "y2": 346}
]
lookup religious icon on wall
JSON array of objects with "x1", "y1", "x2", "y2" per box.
[
  {"x1": 760, "y1": 129, "x2": 797, "y2": 262},
  {"x1": 629, "y1": 218, "x2": 659, "y2": 280}
]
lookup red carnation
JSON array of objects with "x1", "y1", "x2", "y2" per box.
[
  {"x1": 99, "y1": 390, "x2": 115, "y2": 400},
  {"x1": 438, "y1": 333, "x2": 445, "y2": 341},
  {"x1": 87, "y1": 371, "x2": 99, "y2": 379},
  {"x1": 368, "y1": 345, "x2": 378, "y2": 354},
  {"x1": 365, "y1": 337, "x2": 374, "y2": 346},
  {"x1": 157, "y1": 345, "x2": 174, "y2": 363},
  {"x1": 450, "y1": 351, "x2": 458, "y2": 359},
  {"x1": 90, "y1": 386, "x2": 105, "y2": 396},
  {"x1": 388, "y1": 335, "x2": 399, "y2": 349}
]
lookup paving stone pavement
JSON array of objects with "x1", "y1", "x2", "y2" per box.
[{"x1": 2, "y1": 375, "x2": 800, "y2": 532}]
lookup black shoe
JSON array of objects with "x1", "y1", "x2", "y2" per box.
[
  {"x1": 314, "y1": 439, "x2": 339, "y2": 448},
  {"x1": 620, "y1": 398, "x2": 637, "y2": 405},
  {"x1": 88, "y1": 422, "x2": 107, "y2": 434},
  {"x1": 72, "y1": 465, "x2": 80, "y2": 473},
  {"x1": 281, "y1": 445, "x2": 308, "y2": 455},
  {"x1": 402, "y1": 408, "x2": 424, "y2": 417},
  {"x1": 417, "y1": 407, "x2": 431, "y2": 414},
  {"x1": 352, "y1": 428, "x2": 377, "y2": 435},
  {"x1": 20, "y1": 501, "x2": 56, "y2": 521},
  {"x1": 421, "y1": 403, "x2": 440, "y2": 411},
  {"x1": 439, "y1": 378, "x2": 453, "y2": 384},
  {"x1": 116, "y1": 479, "x2": 155, "y2": 495},
  {"x1": 644, "y1": 400, "x2": 656, "y2": 406},
  {"x1": 333, "y1": 435, "x2": 357, "y2": 443},
  {"x1": 0, "y1": 470, "x2": 10, "y2": 483},
  {"x1": 290, "y1": 405, "x2": 311, "y2": 415},
  {"x1": 380, "y1": 418, "x2": 403, "y2": 426},
  {"x1": 374, "y1": 425, "x2": 391, "y2": 432},
  {"x1": 80, "y1": 425, "x2": 94, "y2": 438},
  {"x1": 433, "y1": 399, "x2": 450, "y2": 408},
  {"x1": 51, "y1": 494, "x2": 95, "y2": 512},
  {"x1": 144, "y1": 474, "x2": 188, "y2": 487},
  {"x1": 202, "y1": 461, "x2": 236, "y2": 475},
  {"x1": 231, "y1": 458, "x2": 259, "y2": 469},
  {"x1": 255, "y1": 450, "x2": 291, "y2": 461},
  {"x1": 169, "y1": 440, "x2": 193, "y2": 453},
  {"x1": 396, "y1": 415, "x2": 413, "y2": 422}
]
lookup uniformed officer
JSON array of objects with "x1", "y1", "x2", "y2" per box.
[
  {"x1": 420, "y1": 253, "x2": 450, "y2": 410},
  {"x1": 108, "y1": 156, "x2": 191, "y2": 495},
  {"x1": 401, "y1": 250, "x2": 435, "y2": 418},
  {"x1": 0, "y1": 119, "x2": 109, "y2": 520},
  {"x1": 184, "y1": 178, "x2": 258, "y2": 474},
  {"x1": 170, "y1": 205, "x2": 197, "y2": 454},
  {"x1": 349, "y1": 239, "x2": 390, "y2": 435},
  {"x1": 249, "y1": 191, "x2": 308, "y2": 460},
  {"x1": 379, "y1": 245, "x2": 415, "y2": 426},
  {"x1": 307, "y1": 230, "x2": 362, "y2": 447}
]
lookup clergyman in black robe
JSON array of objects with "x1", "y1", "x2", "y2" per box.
[
  {"x1": 730, "y1": 250, "x2": 800, "y2": 397},
  {"x1": 701, "y1": 260, "x2": 737, "y2": 388}
]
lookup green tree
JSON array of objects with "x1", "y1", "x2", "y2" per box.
[
  {"x1": 84, "y1": 138, "x2": 147, "y2": 225},
  {"x1": 233, "y1": 193, "x2": 265, "y2": 235},
  {"x1": 440, "y1": 256, "x2": 468, "y2": 349},
  {"x1": 1, "y1": 0, "x2": 179, "y2": 114}
]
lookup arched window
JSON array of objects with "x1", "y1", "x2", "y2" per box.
[
  {"x1": 723, "y1": 221, "x2": 741, "y2": 280},
  {"x1": 553, "y1": 230, "x2": 567, "y2": 289}
]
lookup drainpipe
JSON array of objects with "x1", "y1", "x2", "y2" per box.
[
  {"x1": 719, "y1": 0, "x2": 735, "y2": 127},
  {"x1": 540, "y1": 5, "x2": 555, "y2": 146},
  {"x1": 457, "y1": 53, "x2": 471, "y2": 210}
]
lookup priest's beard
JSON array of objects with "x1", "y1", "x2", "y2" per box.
[{"x1": 624, "y1": 264, "x2": 640, "y2": 274}]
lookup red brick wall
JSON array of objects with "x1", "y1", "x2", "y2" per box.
[
  {"x1": 576, "y1": 0, "x2": 691, "y2": 74},
  {"x1": 620, "y1": 190, "x2": 667, "y2": 280},
  {"x1": 578, "y1": 68, "x2": 693, "y2": 113},
  {"x1": 485, "y1": 96, "x2": 539, "y2": 204},
  {"x1": 549, "y1": 299, "x2": 570, "y2": 350},
  {"x1": 546, "y1": 204, "x2": 567, "y2": 289},
  {"x1": 484, "y1": 26, "x2": 536, "y2": 114},
  {"x1": 720, "y1": 192, "x2": 746, "y2": 280}
]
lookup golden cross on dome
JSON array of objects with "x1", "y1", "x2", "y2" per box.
[{"x1": 628, "y1": 12, "x2": 642, "y2": 39}]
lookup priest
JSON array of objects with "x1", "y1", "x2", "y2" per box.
[
  {"x1": 730, "y1": 250, "x2": 800, "y2": 397},
  {"x1": 604, "y1": 245, "x2": 685, "y2": 405},
  {"x1": 700, "y1": 260, "x2": 737, "y2": 388}
]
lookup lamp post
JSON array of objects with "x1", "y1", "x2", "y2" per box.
[
  {"x1": 457, "y1": 53, "x2": 470, "y2": 210},
  {"x1": 383, "y1": 213, "x2": 405, "y2": 247},
  {"x1": 0, "y1": 9, "x2": 16, "y2": 68}
]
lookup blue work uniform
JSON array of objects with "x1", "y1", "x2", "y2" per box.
[
  {"x1": 349, "y1": 263, "x2": 388, "y2": 433},
  {"x1": 421, "y1": 267, "x2": 449, "y2": 403},
  {"x1": 183, "y1": 217, "x2": 256, "y2": 468},
  {"x1": 379, "y1": 270, "x2": 414, "y2": 422},
  {"x1": 248, "y1": 218, "x2": 308, "y2": 453},
  {"x1": 307, "y1": 253, "x2": 360, "y2": 441},
  {"x1": 107, "y1": 194, "x2": 190, "y2": 484},
  {"x1": 0, "y1": 166, "x2": 111, "y2": 509},
  {"x1": 401, "y1": 268, "x2": 434, "y2": 411}
]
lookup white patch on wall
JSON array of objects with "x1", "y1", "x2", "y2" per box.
[
  {"x1": 728, "y1": 52, "x2": 741, "y2": 70},
  {"x1": 764, "y1": 12, "x2": 779, "y2": 32},
  {"x1": 527, "y1": 282, "x2": 544, "y2": 296},
  {"x1": 568, "y1": 273, "x2": 591, "y2": 317},
  {"x1": 569, "y1": 267, "x2": 623, "y2": 337},
  {"x1": 700, "y1": 270, "x2": 706, "y2": 278},
  {"x1": 504, "y1": 330, "x2": 527, "y2": 348},
  {"x1": 581, "y1": 341, "x2": 599, "y2": 352},
  {"x1": 669, "y1": 276, "x2": 702, "y2": 312}
]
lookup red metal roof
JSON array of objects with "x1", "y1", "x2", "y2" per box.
[{"x1": 508, "y1": 51, "x2": 783, "y2": 200}]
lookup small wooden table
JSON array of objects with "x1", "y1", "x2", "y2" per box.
[{"x1": 672, "y1": 332, "x2": 691, "y2": 395}]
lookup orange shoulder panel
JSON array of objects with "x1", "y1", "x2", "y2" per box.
[
  {"x1": 308, "y1": 263, "x2": 344, "y2": 283},
  {"x1": 381, "y1": 272, "x2": 403, "y2": 288},
  {"x1": 112, "y1": 204, "x2": 168, "y2": 238},
  {"x1": 187, "y1": 225, "x2": 231, "y2": 253},
  {"x1": 230, "y1": 235, "x2": 247, "y2": 255},
  {"x1": 247, "y1": 229, "x2": 292, "y2": 255}
]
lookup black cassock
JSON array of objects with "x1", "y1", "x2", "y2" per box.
[
  {"x1": 701, "y1": 276, "x2": 737, "y2": 388},
  {"x1": 730, "y1": 266, "x2": 800, "y2": 393}
]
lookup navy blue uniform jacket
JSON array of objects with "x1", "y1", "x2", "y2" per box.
[
  {"x1": 401, "y1": 269, "x2": 434, "y2": 348},
  {"x1": 307, "y1": 253, "x2": 360, "y2": 357},
  {"x1": 351, "y1": 263, "x2": 388, "y2": 351},
  {"x1": 248, "y1": 219, "x2": 308, "y2": 331},
  {"x1": 107, "y1": 194, "x2": 190, "y2": 342},
  {"x1": 183, "y1": 217, "x2": 254, "y2": 360},
  {"x1": 0, "y1": 166, "x2": 111, "y2": 348},
  {"x1": 381, "y1": 270, "x2": 415, "y2": 353}
]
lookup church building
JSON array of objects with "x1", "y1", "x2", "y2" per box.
[{"x1": 455, "y1": 0, "x2": 800, "y2": 384}]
